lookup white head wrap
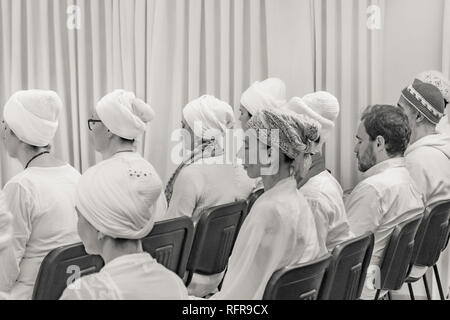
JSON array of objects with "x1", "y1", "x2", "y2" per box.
[
  {"x1": 3, "y1": 90, "x2": 62, "y2": 147},
  {"x1": 76, "y1": 155, "x2": 163, "y2": 240},
  {"x1": 182, "y1": 95, "x2": 235, "y2": 141},
  {"x1": 247, "y1": 108, "x2": 321, "y2": 160},
  {"x1": 240, "y1": 78, "x2": 287, "y2": 116},
  {"x1": 285, "y1": 91, "x2": 340, "y2": 145},
  {"x1": 416, "y1": 70, "x2": 450, "y2": 104},
  {"x1": 0, "y1": 192, "x2": 12, "y2": 251},
  {"x1": 96, "y1": 90, "x2": 155, "y2": 140}
]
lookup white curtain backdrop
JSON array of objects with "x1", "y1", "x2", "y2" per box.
[
  {"x1": 312, "y1": 0, "x2": 385, "y2": 190},
  {"x1": 0, "y1": 0, "x2": 315, "y2": 186}
]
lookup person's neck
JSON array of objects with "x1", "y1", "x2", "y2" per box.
[
  {"x1": 17, "y1": 147, "x2": 50, "y2": 169},
  {"x1": 101, "y1": 240, "x2": 144, "y2": 264},
  {"x1": 410, "y1": 125, "x2": 436, "y2": 145},
  {"x1": 261, "y1": 165, "x2": 292, "y2": 191},
  {"x1": 102, "y1": 142, "x2": 136, "y2": 160}
]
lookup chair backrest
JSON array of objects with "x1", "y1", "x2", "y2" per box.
[
  {"x1": 239, "y1": 189, "x2": 264, "y2": 231},
  {"x1": 263, "y1": 254, "x2": 331, "y2": 300},
  {"x1": 247, "y1": 189, "x2": 264, "y2": 214},
  {"x1": 141, "y1": 216, "x2": 194, "y2": 278},
  {"x1": 318, "y1": 232, "x2": 375, "y2": 300},
  {"x1": 378, "y1": 215, "x2": 422, "y2": 291},
  {"x1": 414, "y1": 201, "x2": 450, "y2": 267},
  {"x1": 186, "y1": 201, "x2": 247, "y2": 280},
  {"x1": 32, "y1": 242, "x2": 104, "y2": 300}
]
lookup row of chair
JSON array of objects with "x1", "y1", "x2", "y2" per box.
[
  {"x1": 263, "y1": 201, "x2": 450, "y2": 300},
  {"x1": 31, "y1": 189, "x2": 450, "y2": 300},
  {"x1": 32, "y1": 198, "x2": 252, "y2": 300}
]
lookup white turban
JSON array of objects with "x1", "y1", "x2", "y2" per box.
[
  {"x1": 76, "y1": 155, "x2": 163, "y2": 240},
  {"x1": 3, "y1": 90, "x2": 62, "y2": 147},
  {"x1": 182, "y1": 95, "x2": 234, "y2": 140},
  {"x1": 285, "y1": 91, "x2": 340, "y2": 145},
  {"x1": 240, "y1": 78, "x2": 287, "y2": 116},
  {"x1": 96, "y1": 90, "x2": 155, "y2": 140},
  {"x1": 0, "y1": 192, "x2": 12, "y2": 251}
]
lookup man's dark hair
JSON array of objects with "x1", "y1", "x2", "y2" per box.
[{"x1": 361, "y1": 105, "x2": 411, "y2": 157}]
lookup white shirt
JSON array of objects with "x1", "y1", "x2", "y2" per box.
[
  {"x1": 300, "y1": 171, "x2": 354, "y2": 251},
  {"x1": 166, "y1": 156, "x2": 255, "y2": 297},
  {"x1": 0, "y1": 165, "x2": 81, "y2": 300},
  {"x1": 166, "y1": 156, "x2": 255, "y2": 225},
  {"x1": 345, "y1": 158, "x2": 424, "y2": 299},
  {"x1": 210, "y1": 176, "x2": 327, "y2": 300},
  {"x1": 405, "y1": 133, "x2": 450, "y2": 208},
  {"x1": 60, "y1": 253, "x2": 188, "y2": 300}
]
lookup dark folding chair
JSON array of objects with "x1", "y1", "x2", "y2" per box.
[
  {"x1": 373, "y1": 215, "x2": 423, "y2": 300},
  {"x1": 318, "y1": 232, "x2": 375, "y2": 300},
  {"x1": 185, "y1": 200, "x2": 247, "y2": 286},
  {"x1": 142, "y1": 216, "x2": 194, "y2": 278},
  {"x1": 247, "y1": 188, "x2": 264, "y2": 214},
  {"x1": 239, "y1": 188, "x2": 264, "y2": 230},
  {"x1": 405, "y1": 201, "x2": 450, "y2": 300},
  {"x1": 263, "y1": 254, "x2": 331, "y2": 300},
  {"x1": 32, "y1": 242, "x2": 104, "y2": 300}
]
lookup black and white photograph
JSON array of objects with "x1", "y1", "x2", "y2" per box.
[{"x1": 0, "y1": 0, "x2": 449, "y2": 307}]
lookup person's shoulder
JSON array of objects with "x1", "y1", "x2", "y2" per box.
[{"x1": 302, "y1": 171, "x2": 342, "y2": 197}]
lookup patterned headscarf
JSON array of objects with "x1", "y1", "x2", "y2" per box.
[{"x1": 246, "y1": 108, "x2": 321, "y2": 160}]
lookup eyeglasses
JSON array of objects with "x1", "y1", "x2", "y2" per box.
[{"x1": 87, "y1": 119, "x2": 102, "y2": 131}]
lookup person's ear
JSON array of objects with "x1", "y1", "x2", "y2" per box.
[
  {"x1": 97, "y1": 231, "x2": 105, "y2": 241},
  {"x1": 105, "y1": 129, "x2": 114, "y2": 139},
  {"x1": 416, "y1": 111, "x2": 425, "y2": 123},
  {"x1": 375, "y1": 135, "x2": 385, "y2": 151}
]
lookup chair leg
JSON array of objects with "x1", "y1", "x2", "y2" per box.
[
  {"x1": 422, "y1": 276, "x2": 432, "y2": 300},
  {"x1": 408, "y1": 283, "x2": 415, "y2": 300},
  {"x1": 374, "y1": 289, "x2": 380, "y2": 300},
  {"x1": 387, "y1": 291, "x2": 392, "y2": 300},
  {"x1": 433, "y1": 265, "x2": 446, "y2": 300}
]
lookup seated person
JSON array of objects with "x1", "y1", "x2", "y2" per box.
[
  {"x1": 165, "y1": 95, "x2": 254, "y2": 297},
  {"x1": 285, "y1": 92, "x2": 354, "y2": 251},
  {"x1": 88, "y1": 89, "x2": 167, "y2": 222},
  {"x1": 60, "y1": 153, "x2": 188, "y2": 300},
  {"x1": 345, "y1": 105, "x2": 424, "y2": 299},
  {"x1": 398, "y1": 78, "x2": 450, "y2": 295},
  {"x1": 206, "y1": 108, "x2": 327, "y2": 300},
  {"x1": 0, "y1": 90, "x2": 80, "y2": 300}
]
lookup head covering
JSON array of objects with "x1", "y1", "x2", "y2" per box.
[
  {"x1": 76, "y1": 155, "x2": 163, "y2": 240},
  {"x1": 96, "y1": 90, "x2": 155, "y2": 140},
  {"x1": 415, "y1": 70, "x2": 450, "y2": 106},
  {"x1": 247, "y1": 108, "x2": 321, "y2": 160},
  {"x1": 3, "y1": 90, "x2": 62, "y2": 147},
  {"x1": 0, "y1": 192, "x2": 12, "y2": 251},
  {"x1": 400, "y1": 81, "x2": 445, "y2": 125},
  {"x1": 285, "y1": 91, "x2": 340, "y2": 144},
  {"x1": 182, "y1": 95, "x2": 234, "y2": 141},
  {"x1": 240, "y1": 78, "x2": 287, "y2": 116}
]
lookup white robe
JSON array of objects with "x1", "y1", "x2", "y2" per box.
[
  {"x1": 0, "y1": 165, "x2": 81, "y2": 299},
  {"x1": 300, "y1": 170, "x2": 354, "y2": 252},
  {"x1": 60, "y1": 253, "x2": 188, "y2": 300},
  {"x1": 166, "y1": 156, "x2": 255, "y2": 297},
  {"x1": 345, "y1": 158, "x2": 424, "y2": 300},
  {"x1": 210, "y1": 176, "x2": 327, "y2": 300},
  {"x1": 405, "y1": 133, "x2": 450, "y2": 299}
]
